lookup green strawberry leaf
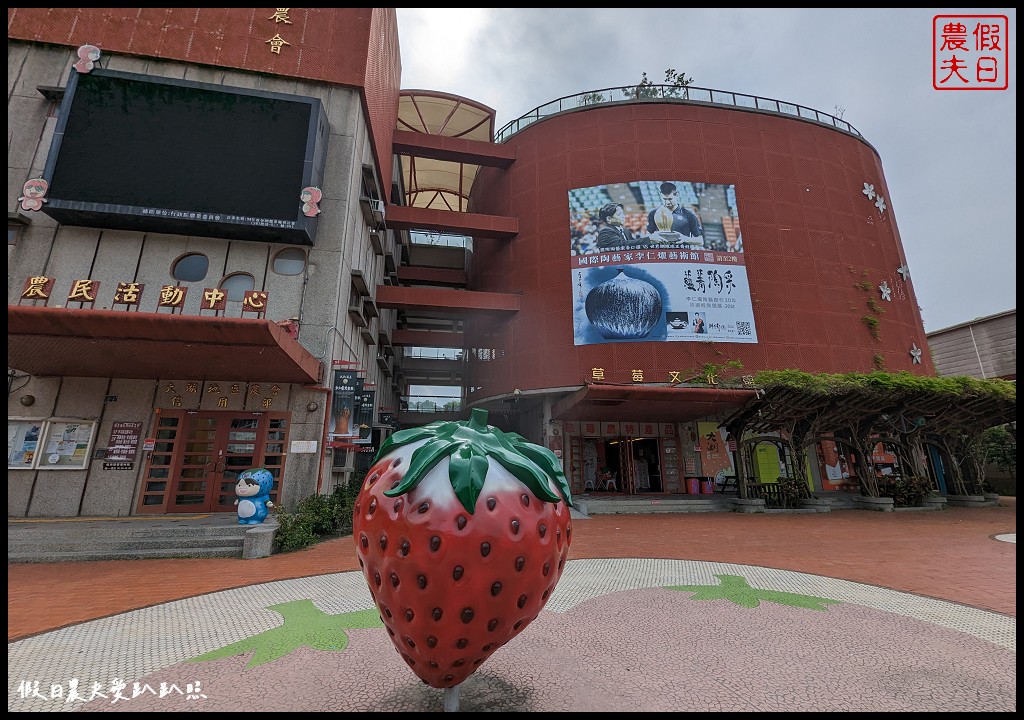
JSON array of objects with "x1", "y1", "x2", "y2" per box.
[
  {"x1": 667, "y1": 574, "x2": 840, "y2": 611},
  {"x1": 387, "y1": 436, "x2": 460, "y2": 496},
  {"x1": 489, "y1": 446, "x2": 563, "y2": 504},
  {"x1": 449, "y1": 447, "x2": 490, "y2": 512},
  {"x1": 375, "y1": 421, "x2": 455, "y2": 461},
  {"x1": 380, "y1": 408, "x2": 567, "y2": 514},
  {"x1": 189, "y1": 600, "x2": 382, "y2": 669},
  {"x1": 506, "y1": 432, "x2": 574, "y2": 508}
]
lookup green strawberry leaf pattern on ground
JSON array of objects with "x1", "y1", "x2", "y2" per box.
[
  {"x1": 381, "y1": 408, "x2": 566, "y2": 513},
  {"x1": 189, "y1": 600, "x2": 382, "y2": 669},
  {"x1": 667, "y1": 574, "x2": 840, "y2": 611}
]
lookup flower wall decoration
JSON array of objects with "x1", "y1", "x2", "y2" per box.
[
  {"x1": 878, "y1": 281, "x2": 892, "y2": 302},
  {"x1": 909, "y1": 343, "x2": 923, "y2": 364}
]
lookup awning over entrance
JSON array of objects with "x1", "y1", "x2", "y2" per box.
[
  {"x1": 8, "y1": 306, "x2": 323, "y2": 384},
  {"x1": 552, "y1": 383, "x2": 757, "y2": 424}
]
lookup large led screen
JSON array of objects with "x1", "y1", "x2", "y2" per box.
[
  {"x1": 40, "y1": 68, "x2": 328, "y2": 246},
  {"x1": 569, "y1": 180, "x2": 758, "y2": 345}
]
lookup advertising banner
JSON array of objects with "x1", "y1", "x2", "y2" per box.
[
  {"x1": 569, "y1": 180, "x2": 758, "y2": 345},
  {"x1": 331, "y1": 370, "x2": 363, "y2": 440},
  {"x1": 353, "y1": 390, "x2": 376, "y2": 444}
]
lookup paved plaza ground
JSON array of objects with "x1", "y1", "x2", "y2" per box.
[{"x1": 7, "y1": 499, "x2": 1016, "y2": 712}]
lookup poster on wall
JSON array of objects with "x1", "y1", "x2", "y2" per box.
[
  {"x1": 697, "y1": 421, "x2": 736, "y2": 480},
  {"x1": 8, "y1": 420, "x2": 42, "y2": 469},
  {"x1": 568, "y1": 180, "x2": 757, "y2": 346}
]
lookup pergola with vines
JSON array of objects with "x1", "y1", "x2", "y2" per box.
[{"x1": 720, "y1": 371, "x2": 1016, "y2": 500}]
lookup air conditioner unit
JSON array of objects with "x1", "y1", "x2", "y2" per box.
[{"x1": 359, "y1": 196, "x2": 386, "y2": 228}]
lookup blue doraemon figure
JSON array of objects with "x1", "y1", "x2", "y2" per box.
[{"x1": 235, "y1": 468, "x2": 275, "y2": 525}]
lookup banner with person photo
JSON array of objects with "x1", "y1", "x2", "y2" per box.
[{"x1": 568, "y1": 179, "x2": 758, "y2": 346}]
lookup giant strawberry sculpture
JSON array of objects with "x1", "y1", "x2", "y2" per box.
[{"x1": 353, "y1": 408, "x2": 574, "y2": 692}]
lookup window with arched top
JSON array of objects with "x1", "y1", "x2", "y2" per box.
[
  {"x1": 220, "y1": 273, "x2": 255, "y2": 302},
  {"x1": 272, "y1": 247, "x2": 307, "y2": 276},
  {"x1": 171, "y1": 253, "x2": 209, "y2": 282}
]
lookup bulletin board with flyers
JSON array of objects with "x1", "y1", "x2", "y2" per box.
[{"x1": 8, "y1": 418, "x2": 97, "y2": 470}]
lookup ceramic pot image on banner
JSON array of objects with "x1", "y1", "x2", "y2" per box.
[{"x1": 585, "y1": 269, "x2": 663, "y2": 339}]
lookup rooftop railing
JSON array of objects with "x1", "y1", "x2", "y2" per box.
[{"x1": 495, "y1": 84, "x2": 861, "y2": 143}]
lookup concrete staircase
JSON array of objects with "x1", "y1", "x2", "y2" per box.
[
  {"x1": 575, "y1": 494, "x2": 732, "y2": 515},
  {"x1": 7, "y1": 514, "x2": 257, "y2": 563}
]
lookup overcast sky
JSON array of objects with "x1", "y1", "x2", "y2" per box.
[{"x1": 396, "y1": 8, "x2": 1016, "y2": 333}]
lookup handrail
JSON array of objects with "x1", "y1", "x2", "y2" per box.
[{"x1": 495, "y1": 84, "x2": 861, "y2": 143}]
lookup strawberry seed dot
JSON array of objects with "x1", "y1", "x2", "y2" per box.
[
  {"x1": 367, "y1": 472, "x2": 380, "y2": 486},
  {"x1": 453, "y1": 566, "x2": 464, "y2": 581},
  {"x1": 482, "y1": 643, "x2": 494, "y2": 652},
  {"x1": 538, "y1": 523, "x2": 547, "y2": 538},
  {"x1": 429, "y1": 661, "x2": 438, "y2": 669},
  {"x1": 456, "y1": 638, "x2": 468, "y2": 649},
  {"x1": 390, "y1": 572, "x2": 400, "y2": 587},
  {"x1": 368, "y1": 498, "x2": 377, "y2": 514},
  {"x1": 543, "y1": 562, "x2": 551, "y2": 577},
  {"x1": 473, "y1": 658, "x2": 483, "y2": 666},
  {"x1": 453, "y1": 659, "x2": 465, "y2": 667},
  {"x1": 417, "y1": 501, "x2": 430, "y2": 514},
  {"x1": 383, "y1": 606, "x2": 392, "y2": 618},
  {"x1": 379, "y1": 534, "x2": 388, "y2": 551},
  {"x1": 515, "y1": 556, "x2": 525, "y2": 572},
  {"x1": 417, "y1": 574, "x2": 428, "y2": 589},
  {"x1": 393, "y1": 499, "x2": 403, "y2": 513},
  {"x1": 360, "y1": 533, "x2": 369, "y2": 549},
  {"x1": 520, "y1": 494, "x2": 530, "y2": 507},
  {"x1": 400, "y1": 540, "x2": 410, "y2": 556},
  {"x1": 486, "y1": 497, "x2": 496, "y2": 511},
  {"x1": 490, "y1": 581, "x2": 502, "y2": 596},
  {"x1": 456, "y1": 515, "x2": 467, "y2": 530},
  {"x1": 511, "y1": 519, "x2": 520, "y2": 534},
  {"x1": 430, "y1": 535, "x2": 441, "y2": 551},
  {"x1": 404, "y1": 636, "x2": 415, "y2": 648},
  {"x1": 480, "y1": 542, "x2": 491, "y2": 557},
  {"x1": 391, "y1": 457, "x2": 402, "y2": 468},
  {"x1": 513, "y1": 620, "x2": 523, "y2": 630},
  {"x1": 390, "y1": 479, "x2": 400, "y2": 490},
  {"x1": 427, "y1": 636, "x2": 437, "y2": 648},
  {"x1": 543, "y1": 589, "x2": 550, "y2": 600},
  {"x1": 461, "y1": 607, "x2": 475, "y2": 623},
  {"x1": 487, "y1": 619, "x2": 498, "y2": 631},
  {"x1": 373, "y1": 572, "x2": 381, "y2": 587},
  {"x1": 517, "y1": 594, "x2": 528, "y2": 609},
  {"x1": 403, "y1": 608, "x2": 414, "y2": 621},
  {"x1": 432, "y1": 607, "x2": 443, "y2": 621},
  {"x1": 443, "y1": 674, "x2": 454, "y2": 683}
]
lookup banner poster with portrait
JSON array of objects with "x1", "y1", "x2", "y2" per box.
[
  {"x1": 568, "y1": 180, "x2": 758, "y2": 346},
  {"x1": 330, "y1": 370, "x2": 363, "y2": 440}
]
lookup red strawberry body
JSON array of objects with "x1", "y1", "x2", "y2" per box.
[{"x1": 353, "y1": 410, "x2": 573, "y2": 688}]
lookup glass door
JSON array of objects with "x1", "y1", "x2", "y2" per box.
[{"x1": 142, "y1": 410, "x2": 289, "y2": 513}]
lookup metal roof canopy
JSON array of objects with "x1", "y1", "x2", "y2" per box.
[{"x1": 8, "y1": 306, "x2": 322, "y2": 384}]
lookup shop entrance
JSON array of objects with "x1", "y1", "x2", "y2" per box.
[
  {"x1": 137, "y1": 410, "x2": 289, "y2": 513},
  {"x1": 599, "y1": 437, "x2": 663, "y2": 494}
]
